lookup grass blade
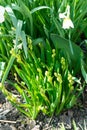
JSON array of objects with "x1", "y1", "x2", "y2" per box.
[
  {"x1": 31, "y1": 6, "x2": 51, "y2": 14},
  {"x1": 21, "y1": 31, "x2": 28, "y2": 58}
]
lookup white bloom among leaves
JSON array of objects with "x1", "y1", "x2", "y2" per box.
[
  {"x1": 0, "y1": 5, "x2": 5, "y2": 23},
  {"x1": 59, "y1": 5, "x2": 74, "y2": 29},
  {"x1": 59, "y1": 13, "x2": 66, "y2": 19},
  {"x1": 62, "y1": 18, "x2": 74, "y2": 29}
]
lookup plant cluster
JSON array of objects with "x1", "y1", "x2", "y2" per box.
[
  {"x1": 2, "y1": 40, "x2": 83, "y2": 119},
  {"x1": 0, "y1": 0, "x2": 87, "y2": 119}
]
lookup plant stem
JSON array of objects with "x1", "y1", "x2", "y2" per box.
[{"x1": 69, "y1": 30, "x2": 74, "y2": 55}]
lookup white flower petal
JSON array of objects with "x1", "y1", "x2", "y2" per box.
[
  {"x1": 0, "y1": 6, "x2": 5, "y2": 23},
  {"x1": 59, "y1": 13, "x2": 66, "y2": 19},
  {"x1": 62, "y1": 18, "x2": 74, "y2": 29},
  {"x1": 69, "y1": 20, "x2": 74, "y2": 28},
  {"x1": 0, "y1": 5, "x2": 5, "y2": 15}
]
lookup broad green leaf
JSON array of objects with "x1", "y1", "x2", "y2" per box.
[{"x1": 51, "y1": 34, "x2": 83, "y2": 72}]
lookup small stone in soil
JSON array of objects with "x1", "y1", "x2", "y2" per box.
[{"x1": 31, "y1": 125, "x2": 40, "y2": 130}]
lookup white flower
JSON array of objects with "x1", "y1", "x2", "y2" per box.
[
  {"x1": 59, "y1": 5, "x2": 74, "y2": 29},
  {"x1": 59, "y1": 13, "x2": 66, "y2": 19},
  {"x1": 0, "y1": 5, "x2": 5, "y2": 23},
  {"x1": 62, "y1": 18, "x2": 74, "y2": 29}
]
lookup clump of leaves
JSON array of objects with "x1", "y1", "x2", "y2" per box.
[
  {"x1": 0, "y1": 39, "x2": 83, "y2": 119},
  {"x1": 0, "y1": 0, "x2": 85, "y2": 120}
]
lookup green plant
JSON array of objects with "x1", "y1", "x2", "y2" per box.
[
  {"x1": 2, "y1": 0, "x2": 87, "y2": 40},
  {"x1": 0, "y1": 0, "x2": 86, "y2": 120},
  {"x1": 1, "y1": 0, "x2": 87, "y2": 81},
  {"x1": 0, "y1": 39, "x2": 83, "y2": 119},
  {"x1": 59, "y1": 120, "x2": 87, "y2": 130},
  {"x1": 5, "y1": 0, "x2": 87, "y2": 81}
]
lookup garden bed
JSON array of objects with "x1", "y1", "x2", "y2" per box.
[
  {"x1": 0, "y1": 88, "x2": 87, "y2": 130},
  {"x1": 0, "y1": 1, "x2": 87, "y2": 130}
]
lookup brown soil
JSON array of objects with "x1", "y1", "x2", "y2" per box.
[{"x1": 0, "y1": 86, "x2": 87, "y2": 130}]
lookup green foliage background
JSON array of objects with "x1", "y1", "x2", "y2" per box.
[{"x1": 0, "y1": 0, "x2": 87, "y2": 119}]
